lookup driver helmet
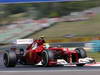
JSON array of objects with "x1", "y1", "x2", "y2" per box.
[
  {"x1": 44, "y1": 43, "x2": 50, "y2": 49},
  {"x1": 39, "y1": 35, "x2": 45, "y2": 40}
]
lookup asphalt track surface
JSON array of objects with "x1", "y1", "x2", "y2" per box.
[{"x1": 0, "y1": 53, "x2": 100, "y2": 75}]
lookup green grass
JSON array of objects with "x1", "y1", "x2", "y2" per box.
[
  {"x1": 30, "y1": 14, "x2": 100, "y2": 40},
  {"x1": 0, "y1": 13, "x2": 27, "y2": 25}
]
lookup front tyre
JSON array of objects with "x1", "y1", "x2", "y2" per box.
[
  {"x1": 75, "y1": 48, "x2": 86, "y2": 67},
  {"x1": 3, "y1": 50, "x2": 17, "y2": 67},
  {"x1": 41, "y1": 50, "x2": 56, "y2": 67},
  {"x1": 75, "y1": 48, "x2": 87, "y2": 58},
  {"x1": 76, "y1": 64, "x2": 85, "y2": 67}
]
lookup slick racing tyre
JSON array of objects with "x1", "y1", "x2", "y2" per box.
[
  {"x1": 3, "y1": 50, "x2": 17, "y2": 67},
  {"x1": 42, "y1": 50, "x2": 55, "y2": 67},
  {"x1": 76, "y1": 63, "x2": 85, "y2": 67},
  {"x1": 75, "y1": 48, "x2": 87, "y2": 58}
]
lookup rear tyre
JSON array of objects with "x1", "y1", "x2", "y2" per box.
[
  {"x1": 3, "y1": 50, "x2": 17, "y2": 67},
  {"x1": 41, "y1": 50, "x2": 55, "y2": 67},
  {"x1": 75, "y1": 48, "x2": 87, "y2": 58}
]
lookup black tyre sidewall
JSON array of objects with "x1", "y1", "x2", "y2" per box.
[
  {"x1": 76, "y1": 64, "x2": 85, "y2": 67},
  {"x1": 75, "y1": 48, "x2": 87, "y2": 58},
  {"x1": 3, "y1": 50, "x2": 17, "y2": 67},
  {"x1": 42, "y1": 50, "x2": 54, "y2": 66}
]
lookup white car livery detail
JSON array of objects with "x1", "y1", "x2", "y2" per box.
[
  {"x1": 79, "y1": 57, "x2": 95, "y2": 64},
  {"x1": 15, "y1": 39, "x2": 33, "y2": 44}
]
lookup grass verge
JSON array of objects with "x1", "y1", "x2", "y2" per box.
[{"x1": 30, "y1": 13, "x2": 100, "y2": 40}]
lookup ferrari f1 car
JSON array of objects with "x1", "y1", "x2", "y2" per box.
[{"x1": 3, "y1": 38, "x2": 95, "y2": 67}]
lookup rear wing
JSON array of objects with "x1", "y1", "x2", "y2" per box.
[{"x1": 14, "y1": 39, "x2": 33, "y2": 44}]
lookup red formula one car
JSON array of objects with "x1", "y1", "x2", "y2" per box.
[{"x1": 3, "y1": 37, "x2": 95, "y2": 67}]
